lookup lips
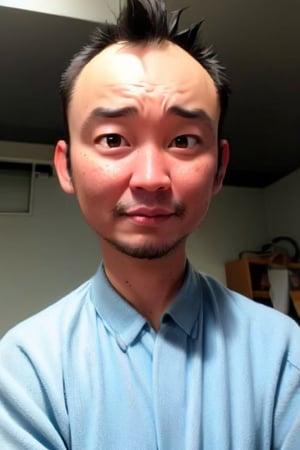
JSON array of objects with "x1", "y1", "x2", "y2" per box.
[
  {"x1": 120, "y1": 206, "x2": 175, "y2": 226},
  {"x1": 125, "y1": 207, "x2": 174, "y2": 218}
]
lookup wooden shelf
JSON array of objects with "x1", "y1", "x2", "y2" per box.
[
  {"x1": 225, "y1": 258, "x2": 300, "y2": 321},
  {"x1": 290, "y1": 291, "x2": 300, "y2": 316}
]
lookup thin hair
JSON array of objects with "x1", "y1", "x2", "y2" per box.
[{"x1": 60, "y1": 0, "x2": 230, "y2": 159}]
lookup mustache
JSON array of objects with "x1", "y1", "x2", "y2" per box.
[{"x1": 112, "y1": 201, "x2": 186, "y2": 218}]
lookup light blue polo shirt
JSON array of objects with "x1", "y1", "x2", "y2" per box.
[{"x1": 1, "y1": 262, "x2": 300, "y2": 449}]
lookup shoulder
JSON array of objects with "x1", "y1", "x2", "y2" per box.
[
  {"x1": 0, "y1": 276, "x2": 98, "y2": 412},
  {"x1": 0, "y1": 277, "x2": 93, "y2": 353},
  {"x1": 0, "y1": 281, "x2": 96, "y2": 449},
  {"x1": 197, "y1": 271, "x2": 300, "y2": 371}
]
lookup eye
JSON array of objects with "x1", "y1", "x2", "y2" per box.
[
  {"x1": 95, "y1": 133, "x2": 129, "y2": 148},
  {"x1": 169, "y1": 135, "x2": 200, "y2": 149}
]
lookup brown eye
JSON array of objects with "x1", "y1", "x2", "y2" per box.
[
  {"x1": 96, "y1": 134, "x2": 128, "y2": 148},
  {"x1": 170, "y1": 135, "x2": 199, "y2": 149}
]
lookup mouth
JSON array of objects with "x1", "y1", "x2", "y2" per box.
[
  {"x1": 113, "y1": 201, "x2": 185, "y2": 225},
  {"x1": 122, "y1": 207, "x2": 175, "y2": 225},
  {"x1": 125, "y1": 207, "x2": 175, "y2": 218}
]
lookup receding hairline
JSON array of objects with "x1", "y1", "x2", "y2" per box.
[{"x1": 66, "y1": 38, "x2": 218, "y2": 113}]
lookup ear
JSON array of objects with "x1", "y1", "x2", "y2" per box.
[
  {"x1": 213, "y1": 139, "x2": 230, "y2": 195},
  {"x1": 54, "y1": 140, "x2": 75, "y2": 195}
]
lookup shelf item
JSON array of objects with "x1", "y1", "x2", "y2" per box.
[{"x1": 225, "y1": 258, "x2": 300, "y2": 323}]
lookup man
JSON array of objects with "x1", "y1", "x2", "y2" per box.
[{"x1": 0, "y1": 1, "x2": 299, "y2": 448}]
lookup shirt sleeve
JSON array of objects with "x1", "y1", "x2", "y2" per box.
[
  {"x1": 0, "y1": 329, "x2": 69, "y2": 450},
  {"x1": 273, "y1": 353, "x2": 300, "y2": 449}
]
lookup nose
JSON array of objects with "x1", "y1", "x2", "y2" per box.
[{"x1": 129, "y1": 145, "x2": 171, "y2": 192}]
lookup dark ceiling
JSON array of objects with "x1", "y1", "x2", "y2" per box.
[{"x1": 0, "y1": 2, "x2": 299, "y2": 187}]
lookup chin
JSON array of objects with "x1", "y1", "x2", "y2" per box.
[{"x1": 104, "y1": 235, "x2": 187, "y2": 260}]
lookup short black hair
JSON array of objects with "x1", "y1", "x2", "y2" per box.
[{"x1": 60, "y1": 0, "x2": 230, "y2": 145}]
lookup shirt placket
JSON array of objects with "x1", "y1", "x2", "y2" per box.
[{"x1": 152, "y1": 320, "x2": 187, "y2": 450}]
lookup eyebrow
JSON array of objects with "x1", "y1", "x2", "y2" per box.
[
  {"x1": 84, "y1": 106, "x2": 138, "y2": 126},
  {"x1": 167, "y1": 105, "x2": 214, "y2": 126},
  {"x1": 81, "y1": 105, "x2": 214, "y2": 133},
  {"x1": 88, "y1": 106, "x2": 138, "y2": 118},
  {"x1": 81, "y1": 106, "x2": 137, "y2": 133}
]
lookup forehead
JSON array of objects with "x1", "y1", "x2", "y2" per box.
[{"x1": 69, "y1": 41, "x2": 220, "y2": 124}]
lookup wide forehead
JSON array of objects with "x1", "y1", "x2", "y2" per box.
[{"x1": 69, "y1": 41, "x2": 220, "y2": 124}]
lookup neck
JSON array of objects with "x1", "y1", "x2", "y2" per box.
[{"x1": 100, "y1": 240, "x2": 187, "y2": 330}]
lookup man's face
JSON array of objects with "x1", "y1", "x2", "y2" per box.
[{"x1": 55, "y1": 41, "x2": 229, "y2": 259}]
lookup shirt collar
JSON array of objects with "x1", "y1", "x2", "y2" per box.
[
  {"x1": 90, "y1": 264, "x2": 147, "y2": 350},
  {"x1": 90, "y1": 261, "x2": 202, "y2": 350},
  {"x1": 164, "y1": 260, "x2": 202, "y2": 339}
]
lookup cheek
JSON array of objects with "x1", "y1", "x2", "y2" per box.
[
  {"x1": 70, "y1": 164, "x2": 109, "y2": 222},
  {"x1": 176, "y1": 160, "x2": 216, "y2": 221},
  {"x1": 70, "y1": 154, "x2": 134, "y2": 232},
  {"x1": 72, "y1": 152, "x2": 127, "y2": 199},
  {"x1": 176, "y1": 158, "x2": 217, "y2": 199},
  {"x1": 71, "y1": 166, "x2": 114, "y2": 233}
]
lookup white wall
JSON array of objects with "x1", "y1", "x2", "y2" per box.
[
  {"x1": 264, "y1": 168, "x2": 300, "y2": 244},
  {"x1": 188, "y1": 186, "x2": 267, "y2": 282},
  {"x1": 0, "y1": 174, "x2": 99, "y2": 335},
  {"x1": 0, "y1": 156, "x2": 268, "y2": 335}
]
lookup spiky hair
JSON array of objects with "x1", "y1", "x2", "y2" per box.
[{"x1": 60, "y1": 0, "x2": 230, "y2": 140}]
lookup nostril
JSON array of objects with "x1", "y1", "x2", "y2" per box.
[
  {"x1": 129, "y1": 170, "x2": 171, "y2": 191},
  {"x1": 129, "y1": 173, "x2": 171, "y2": 191},
  {"x1": 128, "y1": 147, "x2": 171, "y2": 191}
]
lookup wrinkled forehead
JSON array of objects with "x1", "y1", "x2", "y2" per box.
[{"x1": 69, "y1": 41, "x2": 220, "y2": 122}]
